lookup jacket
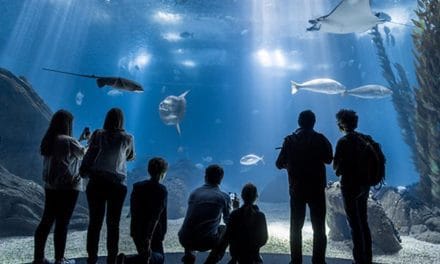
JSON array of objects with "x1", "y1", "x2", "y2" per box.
[
  {"x1": 88, "y1": 129, "x2": 135, "y2": 185},
  {"x1": 43, "y1": 135, "x2": 85, "y2": 191},
  {"x1": 276, "y1": 128, "x2": 333, "y2": 195}
]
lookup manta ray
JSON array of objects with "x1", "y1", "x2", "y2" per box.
[{"x1": 307, "y1": 0, "x2": 391, "y2": 34}]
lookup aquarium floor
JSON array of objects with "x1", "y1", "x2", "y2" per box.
[{"x1": 24, "y1": 253, "x2": 357, "y2": 264}]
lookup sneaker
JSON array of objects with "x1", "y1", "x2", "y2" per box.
[{"x1": 55, "y1": 258, "x2": 76, "y2": 264}]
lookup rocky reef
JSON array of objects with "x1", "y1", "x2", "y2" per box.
[
  {"x1": 0, "y1": 164, "x2": 88, "y2": 237},
  {"x1": 376, "y1": 186, "x2": 440, "y2": 244},
  {"x1": 0, "y1": 68, "x2": 51, "y2": 184},
  {"x1": 0, "y1": 68, "x2": 89, "y2": 237},
  {"x1": 260, "y1": 175, "x2": 289, "y2": 203},
  {"x1": 326, "y1": 182, "x2": 402, "y2": 254}
]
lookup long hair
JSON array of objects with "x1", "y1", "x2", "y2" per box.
[
  {"x1": 103, "y1": 108, "x2": 124, "y2": 131},
  {"x1": 241, "y1": 183, "x2": 259, "y2": 217},
  {"x1": 40, "y1": 110, "x2": 73, "y2": 156}
]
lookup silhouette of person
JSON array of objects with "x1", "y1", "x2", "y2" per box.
[
  {"x1": 117, "y1": 157, "x2": 168, "y2": 264},
  {"x1": 85, "y1": 108, "x2": 135, "y2": 264},
  {"x1": 178, "y1": 164, "x2": 231, "y2": 264},
  {"x1": 276, "y1": 110, "x2": 333, "y2": 264},
  {"x1": 333, "y1": 109, "x2": 372, "y2": 264},
  {"x1": 34, "y1": 110, "x2": 85, "y2": 264},
  {"x1": 224, "y1": 183, "x2": 268, "y2": 264}
]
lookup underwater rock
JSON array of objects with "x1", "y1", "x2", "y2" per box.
[
  {"x1": 326, "y1": 182, "x2": 402, "y2": 254},
  {"x1": 167, "y1": 159, "x2": 204, "y2": 189},
  {"x1": 0, "y1": 68, "x2": 52, "y2": 184},
  {"x1": 376, "y1": 186, "x2": 440, "y2": 244},
  {"x1": 0, "y1": 164, "x2": 88, "y2": 237},
  {"x1": 163, "y1": 177, "x2": 188, "y2": 219},
  {"x1": 260, "y1": 175, "x2": 289, "y2": 203}
]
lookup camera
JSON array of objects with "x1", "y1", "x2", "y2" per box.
[{"x1": 229, "y1": 192, "x2": 240, "y2": 210}]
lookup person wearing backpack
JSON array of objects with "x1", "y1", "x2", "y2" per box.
[
  {"x1": 276, "y1": 110, "x2": 333, "y2": 264},
  {"x1": 34, "y1": 110, "x2": 86, "y2": 264},
  {"x1": 333, "y1": 109, "x2": 375, "y2": 264},
  {"x1": 83, "y1": 108, "x2": 135, "y2": 264}
]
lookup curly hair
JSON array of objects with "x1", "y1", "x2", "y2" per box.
[{"x1": 336, "y1": 109, "x2": 358, "y2": 132}]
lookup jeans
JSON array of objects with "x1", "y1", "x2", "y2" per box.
[
  {"x1": 290, "y1": 190, "x2": 327, "y2": 264},
  {"x1": 86, "y1": 178, "x2": 127, "y2": 264},
  {"x1": 342, "y1": 186, "x2": 372, "y2": 264},
  {"x1": 34, "y1": 189, "x2": 79, "y2": 262},
  {"x1": 180, "y1": 225, "x2": 228, "y2": 264}
]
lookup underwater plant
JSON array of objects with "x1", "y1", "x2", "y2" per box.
[
  {"x1": 412, "y1": 0, "x2": 440, "y2": 205},
  {"x1": 369, "y1": 27, "x2": 418, "y2": 175}
]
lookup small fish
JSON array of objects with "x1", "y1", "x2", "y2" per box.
[
  {"x1": 240, "y1": 29, "x2": 249, "y2": 35},
  {"x1": 202, "y1": 156, "x2": 213, "y2": 163},
  {"x1": 195, "y1": 163, "x2": 204, "y2": 170},
  {"x1": 291, "y1": 79, "x2": 346, "y2": 95},
  {"x1": 180, "y1": 32, "x2": 194, "y2": 39},
  {"x1": 345, "y1": 85, "x2": 392, "y2": 99},
  {"x1": 75, "y1": 91, "x2": 84, "y2": 106},
  {"x1": 221, "y1": 160, "x2": 234, "y2": 166},
  {"x1": 240, "y1": 154, "x2": 264, "y2": 166},
  {"x1": 43, "y1": 68, "x2": 144, "y2": 93}
]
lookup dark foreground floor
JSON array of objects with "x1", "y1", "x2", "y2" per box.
[{"x1": 31, "y1": 253, "x2": 360, "y2": 264}]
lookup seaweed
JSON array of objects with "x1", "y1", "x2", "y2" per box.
[
  {"x1": 412, "y1": 0, "x2": 440, "y2": 205},
  {"x1": 369, "y1": 27, "x2": 418, "y2": 178}
]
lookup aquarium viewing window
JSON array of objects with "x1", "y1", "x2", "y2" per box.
[{"x1": 0, "y1": 0, "x2": 439, "y2": 263}]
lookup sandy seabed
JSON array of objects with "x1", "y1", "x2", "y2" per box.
[{"x1": 1, "y1": 203, "x2": 439, "y2": 264}]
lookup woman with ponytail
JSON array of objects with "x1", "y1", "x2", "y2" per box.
[{"x1": 224, "y1": 183, "x2": 268, "y2": 264}]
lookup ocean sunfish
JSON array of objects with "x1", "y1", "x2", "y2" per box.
[
  {"x1": 291, "y1": 79, "x2": 346, "y2": 95},
  {"x1": 345, "y1": 85, "x2": 393, "y2": 99},
  {"x1": 43, "y1": 68, "x2": 144, "y2": 93},
  {"x1": 240, "y1": 154, "x2": 264, "y2": 166},
  {"x1": 158, "y1": 90, "x2": 189, "y2": 135},
  {"x1": 307, "y1": 0, "x2": 390, "y2": 34}
]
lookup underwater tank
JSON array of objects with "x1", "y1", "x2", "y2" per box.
[{"x1": 0, "y1": 0, "x2": 439, "y2": 263}]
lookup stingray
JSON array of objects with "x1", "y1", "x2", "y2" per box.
[
  {"x1": 42, "y1": 68, "x2": 144, "y2": 93},
  {"x1": 307, "y1": 0, "x2": 391, "y2": 34}
]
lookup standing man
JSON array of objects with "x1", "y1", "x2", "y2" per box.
[
  {"x1": 333, "y1": 109, "x2": 372, "y2": 264},
  {"x1": 178, "y1": 165, "x2": 231, "y2": 264},
  {"x1": 276, "y1": 110, "x2": 333, "y2": 264}
]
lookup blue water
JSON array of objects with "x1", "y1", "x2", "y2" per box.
[{"x1": 0, "y1": 0, "x2": 419, "y2": 190}]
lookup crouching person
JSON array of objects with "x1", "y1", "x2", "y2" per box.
[
  {"x1": 178, "y1": 165, "x2": 231, "y2": 264},
  {"x1": 118, "y1": 157, "x2": 168, "y2": 264},
  {"x1": 225, "y1": 183, "x2": 268, "y2": 264}
]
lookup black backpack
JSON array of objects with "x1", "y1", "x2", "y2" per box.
[{"x1": 354, "y1": 133, "x2": 386, "y2": 188}]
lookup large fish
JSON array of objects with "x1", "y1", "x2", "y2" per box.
[
  {"x1": 240, "y1": 154, "x2": 264, "y2": 166},
  {"x1": 345, "y1": 85, "x2": 393, "y2": 99},
  {"x1": 291, "y1": 79, "x2": 346, "y2": 95},
  {"x1": 43, "y1": 68, "x2": 144, "y2": 93},
  {"x1": 307, "y1": 0, "x2": 390, "y2": 34},
  {"x1": 158, "y1": 90, "x2": 189, "y2": 135}
]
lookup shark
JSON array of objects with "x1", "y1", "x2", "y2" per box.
[{"x1": 307, "y1": 0, "x2": 391, "y2": 34}]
